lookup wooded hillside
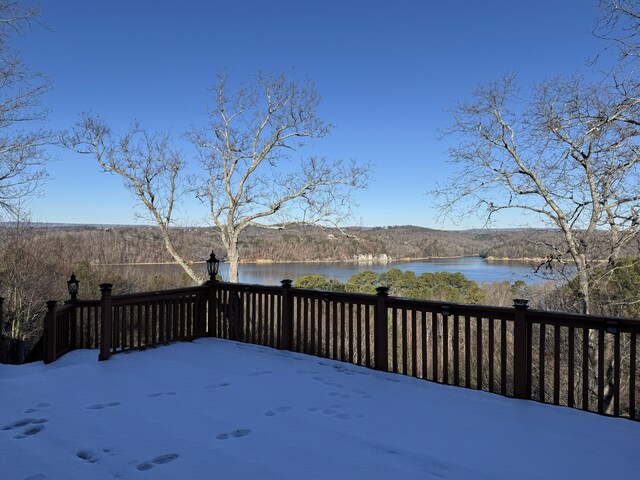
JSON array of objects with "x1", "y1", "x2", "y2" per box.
[{"x1": 14, "y1": 224, "x2": 639, "y2": 265}]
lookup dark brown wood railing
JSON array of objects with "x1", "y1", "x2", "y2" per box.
[
  {"x1": 108, "y1": 285, "x2": 208, "y2": 354},
  {"x1": 288, "y1": 287, "x2": 377, "y2": 368},
  {"x1": 75, "y1": 300, "x2": 101, "y2": 349},
  {"x1": 43, "y1": 301, "x2": 75, "y2": 362},
  {"x1": 40, "y1": 280, "x2": 640, "y2": 420},
  {"x1": 209, "y1": 283, "x2": 283, "y2": 348}
]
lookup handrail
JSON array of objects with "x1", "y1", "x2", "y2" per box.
[
  {"x1": 110, "y1": 284, "x2": 209, "y2": 304},
  {"x1": 75, "y1": 299, "x2": 100, "y2": 307},
  {"x1": 55, "y1": 303, "x2": 75, "y2": 314}
]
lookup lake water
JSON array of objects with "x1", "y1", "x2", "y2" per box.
[{"x1": 126, "y1": 257, "x2": 560, "y2": 286}]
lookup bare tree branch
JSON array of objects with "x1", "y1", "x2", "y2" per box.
[{"x1": 68, "y1": 72, "x2": 369, "y2": 283}]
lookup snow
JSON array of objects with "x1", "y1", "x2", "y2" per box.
[{"x1": 1, "y1": 339, "x2": 638, "y2": 480}]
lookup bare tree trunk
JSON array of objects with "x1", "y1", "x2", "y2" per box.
[
  {"x1": 160, "y1": 227, "x2": 203, "y2": 284},
  {"x1": 576, "y1": 264, "x2": 590, "y2": 315},
  {"x1": 227, "y1": 239, "x2": 240, "y2": 283}
]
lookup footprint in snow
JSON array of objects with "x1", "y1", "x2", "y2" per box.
[
  {"x1": 2, "y1": 418, "x2": 47, "y2": 431},
  {"x1": 202, "y1": 382, "x2": 231, "y2": 390},
  {"x1": 247, "y1": 370, "x2": 272, "y2": 376},
  {"x1": 215, "y1": 429, "x2": 251, "y2": 440},
  {"x1": 352, "y1": 389, "x2": 373, "y2": 399},
  {"x1": 3, "y1": 418, "x2": 48, "y2": 439},
  {"x1": 77, "y1": 447, "x2": 115, "y2": 464},
  {"x1": 328, "y1": 392, "x2": 351, "y2": 400},
  {"x1": 136, "y1": 453, "x2": 179, "y2": 471},
  {"x1": 24, "y1": 402, "x2": 50, "y2": 414},
  {"x1": 76, "y1": 450, "x2": 100, "y2": 464},
  {"x1": 307, "y1": 404, "x2": 365, "y2": 420},
  {"x1": 324, "y1": 381, "x2": 344, "y2": 388},
  {"x1": 14, "y1": 425, "x2": 45, "y2": 439},
  {"x1": 85, "y1": 402, "x2": 120, "y2": 410},
  {"x1": 264, "y1": 406, "x2": 292, "y2": 416},
  {"x1": 146, "y1": 392, "x2": 176, "y2": 398}
]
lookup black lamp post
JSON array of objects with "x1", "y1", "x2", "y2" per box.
[
  {"x1": 206, "y1": 251, "x2": 220, "y2": 283},
  {"x1": 513, "y1": 298, "x2": 529, "y2": 310},
  {"x1": 67, "y1": 273, "x2": 79, "y2": 301}
]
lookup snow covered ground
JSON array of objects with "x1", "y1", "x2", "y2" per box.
[{"x1": 1, "y1": 338, "x2": 638, "y2": 480}]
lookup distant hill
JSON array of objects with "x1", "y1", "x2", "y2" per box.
[{"x1": 4, "y1": 223, "x2": 636, "y2": 265}]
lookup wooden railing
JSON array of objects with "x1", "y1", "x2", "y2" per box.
[
  {"x1": 43, "y1": 301, "x2": 75, "y2": 363},
  {"x1": 107, "y1": 284, "x2": 208, "y2": 357},
  {"x1": 40, "y1": 280, "x2": 640, "y2": 420}
]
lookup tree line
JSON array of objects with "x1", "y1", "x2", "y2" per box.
[{"x1": 10, "y1": 223, "x2": 638, "y2": 266}]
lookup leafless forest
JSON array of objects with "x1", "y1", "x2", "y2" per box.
[{"x1": 15, "y1": 223, "x2": 638, "y2": 265}]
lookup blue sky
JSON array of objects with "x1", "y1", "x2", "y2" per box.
[{"x1": 19, "y1": 0, "x2": 603, "y2": 228}]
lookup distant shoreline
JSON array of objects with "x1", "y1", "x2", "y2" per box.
[{"x1": 95, "y1": 255, "x2": 542, "y2": 267}]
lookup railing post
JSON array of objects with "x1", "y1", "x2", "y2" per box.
[
  {"x1": 279, "y1": 279, "x2": 293, "y2": 350},
  {"x1": 375, "y1": 286, "x2": 389, "y2": 372},
  {"x1": 70, "y1": 304, "x2": 77, "y2": 350},
  {"x1": 229, "y1": 291, "x2": 241, "y2": 341},
  {"x1": 99, "y1": 283, "x2": 113, "y2": 361},
  {"x1": 65, "y1": 298, "x2": 78, "y2": 351},
  {"x1": 66, "y1": 273, "x2": 79, "y2": 350},
  {"x1": 44, "y1": 300, "x2": 57, "y2": 364},
  {"x1": 207, "y1": 282, "x2": 216, "y2": 337},
  {"x1": 513, "y1": 298, "x2": 529, "y2": 399},
  {"x1": 197, "y1": 288, "x2": 207, "y2": 337}
]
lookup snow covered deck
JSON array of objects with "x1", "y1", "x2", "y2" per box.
[{"x1": 1, "y1": 338, "x2": 638, "y2": 480}]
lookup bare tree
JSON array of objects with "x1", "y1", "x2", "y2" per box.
[
  {"x1": 436, "y1": 74, "x2": 640, "y2": 315},
  {"x1": 436, "y1": 75, "x2": 640, "y2": 414},
  {"x1": 0, "y1": 1, "x2": 50, "y2": 217},
  {"x1": 0, "y1": 213, "x2": 50, "y2": 341},
  {"x1": 73, "y1": 72, "x2": 368, "y2": 284},
  {"x1": 0, "y1": 211, "x2": 72, "y2": 363},
  {"x1": 0, "y1": 1, "x2": 53, "y2": 363},
  {"x1": 188, "y1": 72, "x2": 369, "y2": 281},
  {"x1": 439, "y1": 1, "x2": 640, "y2": 315},
  {"x1": 67, "y1": 116, "x2": 204, "y2": 283}
]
